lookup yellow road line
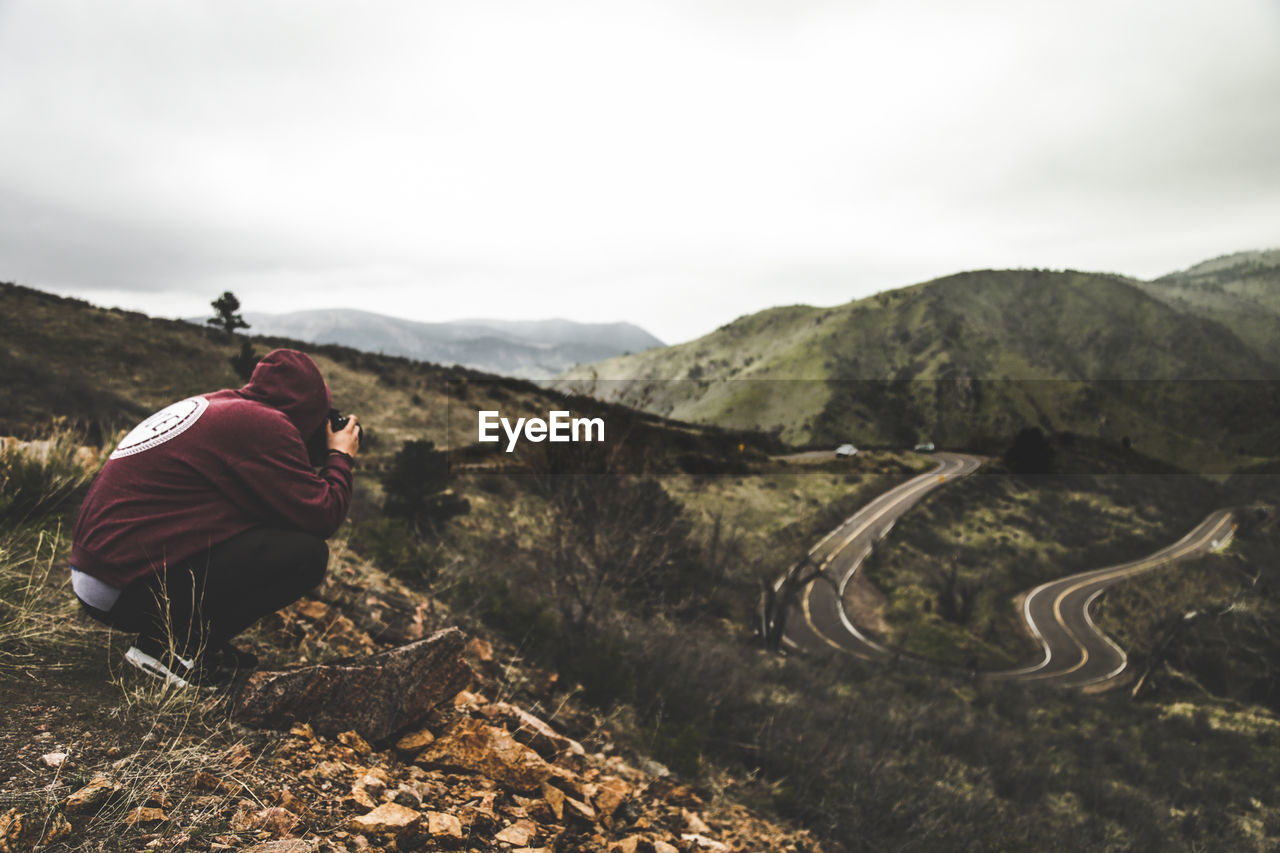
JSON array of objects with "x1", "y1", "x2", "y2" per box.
[
  {"x1": 1021, "y1": 513, "x2": 1233, "y2": 681},
  {"x1": 797, "y1": 458, "x2": 969, "y2": 654}
]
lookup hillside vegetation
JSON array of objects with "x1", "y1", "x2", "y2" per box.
[
  {"x1": 1137, "y1": 249, "x2": 1280, "y2": 362},
  {"x1": 849, "y1": 444, "x2": 1280, "y2": 715},
  {"x1": 0, "y1": 282, "x2": 775, "y2": 477},
  {"x1": 6, "y1": 279, "x2": 1280, "y2": 850},
  {"x1": 560, "y1": 266, "x2": 1280, "y2": 472}
]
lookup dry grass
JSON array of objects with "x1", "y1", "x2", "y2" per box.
[
  {"x1": 0, "y1": 429, "x2": 259, "y2": 850},
  {"x1": 93, "y1": 669, "x2": 258, "y2": 851},
  {"x1": 0, "y1": 426, "x2": 102, "y2": 680},
  {"x1": 0, "y1": 525, "x2": 74, "y2": 680}
]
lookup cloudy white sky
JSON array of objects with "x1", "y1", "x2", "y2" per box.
[{"x1": 1, "y1": 2, "x2": 1277, "y2": 344}]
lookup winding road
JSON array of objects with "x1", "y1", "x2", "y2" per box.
[{"x1": 781, "y1": 453, "x2": 1236, "y2": 689}]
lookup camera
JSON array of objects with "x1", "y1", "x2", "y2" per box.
[
  {"x1": 307, "y1": 408, "x2": 362, "y2": 465},
  {"x1": 328, "y1": 408, "x2": 363, "y2": 442}
]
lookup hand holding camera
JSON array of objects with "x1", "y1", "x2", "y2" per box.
[{"x1": 326, "y1": 410, "x2": 361, "y2": 458}]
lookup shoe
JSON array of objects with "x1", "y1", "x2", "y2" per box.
[
  {"x1": 125, "y1": 634, "x2": 242, "y2": 690},
  {"x1": 207, "y1": 639, "x2": 259, "y2": 673},
  {"x1": 124, "y1": 635, "x2": 198, "y2": 688}
]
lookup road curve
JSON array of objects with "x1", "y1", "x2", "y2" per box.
[
  {"x1": 781, "y1": 456, "x2": 1236, "y2": 689},
  {"x1": 990, "y1": 509, "x2": 1235, "y2": 688},
  {"x1": 781, "y1": 452, "x2": 982, "y2": 661}
]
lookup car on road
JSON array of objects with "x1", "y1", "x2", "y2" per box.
[
  {"x1": 835, "y1": 443, "x2": 858, "y2": 458},
  {"x1": 914, "y1": 441, "x2": 935, "y2": 452}
]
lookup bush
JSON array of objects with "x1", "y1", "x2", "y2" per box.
[
  {"x1": 345, "y1": 517, "x2": 428, "y2": 577},
  {"x1": 229, "y1": 340, "x2": 260, "y2": 380},
  {"x1": 382, "y1": 440, "x2": 470, "y2": 535},
  {"x1": 1005, "y1": 427, "x2": 1054, "y2": 474},
  {"x1": 0, "y1": 430, "x2": 97, "y2": 676},
  {"x1": 0, "y1": 430, "x2": 97, "y2": 526},
  {"x1": 531, "y1": 475, "x2": 706, "y2": 630}
]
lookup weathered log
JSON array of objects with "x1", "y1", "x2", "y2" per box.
[{"x1": 231, "y1": 627, "x2": 473, "y2": 743}]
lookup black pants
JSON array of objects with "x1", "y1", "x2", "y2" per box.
[{"x1": 81, "y1": 527, "x2": 328, "y2": 653}]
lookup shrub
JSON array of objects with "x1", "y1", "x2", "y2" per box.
[
  {"x1": 0, "y1": 429, "x2": 97, "y2": 526},
  {"x1": 382, "y1": 440, "x2": 470, "y2": 535},
  {"x1": 0, "y1": 430, "x2": 101, "y2": 676}
]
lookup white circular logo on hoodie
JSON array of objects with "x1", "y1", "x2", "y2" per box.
[{"x1": 110, "y1": 397, "x2": 210, "y2": 459}]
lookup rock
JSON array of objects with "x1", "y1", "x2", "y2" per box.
[
  {"x1": 639, "y1": 758, "x2": 671, "y2": 778},
  {"x1": 228, "y1": 801, "x2": 255, "y2": 830},
  {"x1": 296, "y1": 599, "x2": 330, "y2": 621},
  {"x1": 652, "y1": 841, "x2": 679, "y2": 853},
  {"x1": 466, "y1": 637, "x2": 495, "y2": 662},
  {"x1": 349, "y1": 803, "x2": 421, "y2": 836},
  {"x1": 41, "y1": 751, "x2": 68, "y2": 769},
  {"x1": 427, "y1": 811, "x2": 464, "y2": 838},
  {"x1": 349, "y1": 769, "x2": 388, "y2": 807},
  {"x1": 276, "y1": 788, "x2": 310, "y2": 816},
  {"x1": 41, "y1": 813, "x2": 71, "y2": 844},
  {"x1": 193, "y1": 770, "x2": 240, "y2": 795},
  {"x1": 241, "y1": 842, "x2": 316, "y2": 853},
  {"x1": 232, "y1": 628, "x2": 473, "y2": 743},
  {"x1": 494, "y1": 818, "x2": 537, "y2": 845},
  {"x1": 0, "y1": 809, "x2": 34, "y2": 853},
  {"x1": 345, "y1": 769, "x2": 389, "y2": 811},
  {"x1": 541, "y1": 783, "x2": 566, "y2": 821},
  {"x1": 0, "y1": 808, "x2": 71, "y2": 850},
  {"x1": 594, "y1": 776, "x2": 631, "y2": 823},
  {"x1": 661, "y1": 784, "x2": 705, "y2": 808},
  {"x1": 608, "y1": 838, "x2": 642, "y2": 853},
  {"x1": 479, "y1": 702, "x2": 586, "y2": 762},
  {"x1": 65, "y1": 776, "x2": 122, "y2": 814},
  {"x1": 253, "y1": 806, "x2": 301, "y2": 837},
  {"x1": 317, "y1": 583, "x2": 435, "y2": 645},
  {"x1": 225, "y1": 743, "x2": 254, "y2": 767},
  {"x1": 551, "y1": 762, "x2": 588, "y2": 795},
  {"x1": 416, "y1": 717, "x2": 555, "y2": 792},
  {"x1": 683, "y1": 809, "x2": 712, "y2": 835},
  {"x1": 343, "y1": 786, "x2": 377, "y2": 811},
  {"x1": 124, "y1": 806, "x2": 167, "y2": 825},
  {"x1": 394, "y1": 727, "x2": 436, "y2": 756},
  {"x1": 337, "y1": 731, "x2": 373, "y2": 756},
  {"x1": 563, "y1": 794, "x2": 597, "y2": 823},
  {"x1": 311, "y1": 760, "x2": 349, "y2": 781},
  {"x1": 460, "y1": 789, "x2": 497, "y2": 822},
  {"x1": 682, "y1": 834, "x2": 731, "y2": 852},
  {"x1": 390, "y1": 785, "x2": 422, "y2": 808}
]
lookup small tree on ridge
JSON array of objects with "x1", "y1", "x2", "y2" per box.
[{"x1": 207, "y1": 291, "x2": 249, "y2": 336}]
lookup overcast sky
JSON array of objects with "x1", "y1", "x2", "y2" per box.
[{"x1": 1, "y1": 2, "x2": 1277, "y2": 344}]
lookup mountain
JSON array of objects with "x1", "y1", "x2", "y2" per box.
[
  {"x1": 559, "y1": 266, "x2": 1280, "y2": 471},
  {"x1": 8, "y1": 279, "x2": 1280, "y2": 853},
  {"x1": 228, "y1": 309, "x2": 663, "y2": 380},
  {"x1": 0, "y1": 283, "x2": 773, "y2": 473},
  {"x1": 1135, "y1": 249, "x2": 1280, "y2": 361}
]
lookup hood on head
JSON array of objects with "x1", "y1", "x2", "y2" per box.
[{"x1": 239, "y1": 349, "x2": 332, "y2": 438}]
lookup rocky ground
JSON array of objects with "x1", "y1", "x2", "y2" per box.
[{"x1": 0, "y1": 546, "x2": 823, "y2": 853}]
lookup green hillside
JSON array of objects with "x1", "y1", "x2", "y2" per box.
[
  {"x1": 6, "y1": 279, "x2": 1280, "y2": 851},
  {"x1": 561, "y1": 267, "x2": 1280, "y2": 470},
  {"x1": 1136, "y1": 249, "x2": 1280, "y2": 361}
]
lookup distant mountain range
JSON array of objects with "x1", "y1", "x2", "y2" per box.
[
  {"x1": 558, "y1": 250, "x2": 1280, "y2": 471},
  {"x1": 225, "y1": 310, "x2": 664, "y2": 379}
]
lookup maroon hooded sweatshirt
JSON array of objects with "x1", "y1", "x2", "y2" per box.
[{"x1": 70, "y1": 349, "x2": 354, "y2": 589}]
